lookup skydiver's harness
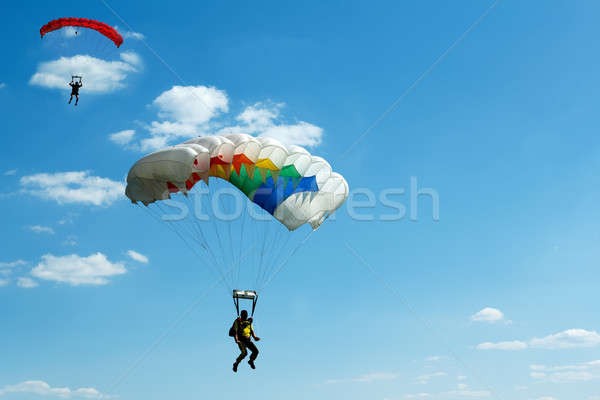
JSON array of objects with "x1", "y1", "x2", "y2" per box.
[{"x1": 228, "y1": 290, "x2": 258, "y2": 338}]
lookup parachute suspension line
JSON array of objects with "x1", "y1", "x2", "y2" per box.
[
  {"x1": 150, "y1": 202, "x2": 232, "y2": 293},
  {"x1": 259, "y1": 228, "x2": 315, "y2": 292},
  {"x1": 179, "y1": 189, "x2": 231, "y2": 288},
  {"x1": 257, "y1": 228, "x2": 292, "y2": 289}
]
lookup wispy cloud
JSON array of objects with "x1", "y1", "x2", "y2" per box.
[
  {"x1": 115, "y1": 26, "x2": 145, "y2": 40},
  {"x1": 477, "y1": 329, "x2": 600, "y2": 351},
  {"x1": 404, "y1": 394, "x2": 432, "y2": 399},
  {"x1": 471, "y1": 307, "x2": 506, "y2": 323},
  {"x1": 27, "y1": 225, "x2": 55, "y2": 235},
  {"x1": 325, "y1": 372, "x2": 399, "y2": 384},
  {"x1": 17, "y1": 277, "x2": 38, "y2": 289},
  {"x1": 127, "y1": 250, "x2": 148, "y2": 263},
  {"x1": 20, "y1": 171, "x2": 124, "y2": 207},
  {"x1": 29, "y1": 52, "x2": 141, "y2": 94},
  {"x1": 530, "y1": 360, "x2": 600, "y2": 383},
  {"x1": 476, "y1": 340, "x2": 527, "y2": 350},
  {"x1": 0, "y1": 260, "x2": 27, "y2": 268},
  {"x1": 0, "y1": 82, "x2": 5, "y2": 89},
  {"x1": 0, "y1": 279, "x2": 8, "y2": 287},
  {"x1": 416, "y1": 372, "x2": 447, "y2": 384},
  {"x1": 0, "y1": 380, "x2": 110, "y2": 399},
  {"x1": 31, "y1": 253, "x2": 127, "y2": 286},
  {"x1": 4, "y1": 169, "x2": 16, "y2": 176}
]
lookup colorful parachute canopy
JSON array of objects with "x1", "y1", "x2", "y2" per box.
[
  {"x1": 40, "y1": 18, "x2": 123, "y2": 48},
  {"x1": 126, "y1": 134, "x2": 349, "y2": 231}
]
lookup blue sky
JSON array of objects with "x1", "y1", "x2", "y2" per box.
[{"x1": 1, "y1": 1, "x2": 600, "y2": 399}]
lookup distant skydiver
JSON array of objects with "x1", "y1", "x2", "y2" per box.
[
  {"x1": 231, "y1": 310, "x2": 260, "y2": 372},
  {"x1": 68, "y1": 76, "x2": 82, "y2": 106}
]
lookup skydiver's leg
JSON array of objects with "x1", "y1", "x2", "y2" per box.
[
  {"x1": 235, "y1": 341, "x2": 248, "y2": 364},
  {"x1": 69, "y1": 95, "x2": 73, "y2": 104},
  {"x1": 75, "y1": 95, "x2": 79, "y2": 106},
  {"x1": 247, "y1": 341, "x2": 259, "y2": 361}
]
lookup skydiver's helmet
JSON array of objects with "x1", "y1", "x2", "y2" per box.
[{"x1": 240, "y1": 310, "x2": 248, "y2": 320}]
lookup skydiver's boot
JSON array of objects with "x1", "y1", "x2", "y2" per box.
[
  {"x1": 248, "y1": 359, "x2": 256, "y2": 369},
  {"x1": 233, "y1": 362, "x2": 239, "y2": 372}
]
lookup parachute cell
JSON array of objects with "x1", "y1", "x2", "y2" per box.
[{"x1": 40, "y1": 18, "x2": 124, "y2": 48}]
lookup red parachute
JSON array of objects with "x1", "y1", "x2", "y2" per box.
[{"x1": 40, "y1": 18, "x2": 123, "y2": 48}]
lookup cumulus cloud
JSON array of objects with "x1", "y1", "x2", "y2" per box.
[
  {"x1": 476, "y1": 329, "x2": 600, "y2": 351},
  {"x1": 27, "y1": 225, "x2": 55, "y2": 235},
  {"x1": 111, "y1": 87, "x2": 324, "y2": 152},
  {"x1": 29, "y1": 52, "x2": 141, "y2": 93},
  {"x1": 471, "y1": 307, "x2": 505, "y2": 323},
  {"x1": 220, "y1": 102, "x2": 323, "y2": 147},
  {"x1": 31, "y1": 253, "x2": 127, "y2": 286},
  {"x1": 0, "y1": 380, "x2": 109, "y2": 399},
  {"x1": 127, "y1": 250, "x2": 148, "y2": 263},
  {"x1": 325, "y1": 372, "x2": 398, "y2": 384},
  {"x1": 20, "y1": 171, "x2": 124, "y2": 207},
  {"x1": 17, "y1": 277, "x2": 39, "y2": 288}
]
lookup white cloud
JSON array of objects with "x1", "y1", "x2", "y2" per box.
[
  {"x1": 154, "y1": 85, "x2": 229, "y2": 125},
  {"x1": 536, "y1": 397, "x2": 557, "y2": 400},
  {"x1": 530, "y1": 329, "x2": 600, "y2": 349},
  {"x1": 17, "y1": 277, "x2": 38, "y2": 288},
  {"x1": 0, "y1": 260, "x2": 27, "y2": 268},
  {"x1": 112, "y1": 88, "x2": 324, "y2": 152},
  {"x1": 115, "y1": 26, "x2": 145, "y2": 41},
  {"x1": 21, "y1": 171, "x2": 124, "y2": 207},
  {"x1": 109, "y1": 129, "x2": 136, "y2": 146},
  {"x1": 0, "y1": 380, "x2": 108, "y2": 399},
  {"x1": 0, "y1": 279, "x2": 8, "y2": 287},
  {"x1": 471, "y1": 307, "x2": 505, "y2": 323},
  {"x1": 127, "y1": 250, "x2": 148, "y2": 263},
  {"x1": 477, "y1": 329, "x2": 600, "y2": 351},
  {"x1": 404, "y1": 394, "x2": 432, "y2": 399},
  {"x1": 445, "y1": 389, "x2": 491, "y2": 398},
  {"x1": 222, "y1": 102, "x2": 323, "y2": 147},
  {"x1": 530, "y1": 360, "x2": 600, "y2": 383},
  {"x1": 476, "y1": 341, "x2": 527, "y2": 351},
  {"x1": 0, "y1": 83, "x2": 5, "y2": 89},
  {"x1": 416, "y1": 372, "x2": 447, "y2": 384},
  {"x1": 31, "y1": 253, "x2": 127, "y2": 286},
  {"x1": 27, "y1": 225, "x2": 55, "y2": 235},
  {"x1": 62, "y1": 26, "x2": 78, "y2": 38},
  {"x1": 325, "y1": 372, "x2": 398, "y2": 384},
  {"x1": 458, "y1": 376, "x2": 467, "y2": 381},
  {"x1": 29, "y1": 53, "x2": 141, "y2": 93},
  {"x1": 62, "y1": 236, "x2": 78, "y2": 247},
  {"x1": 425, "y1": 356, "x2": 446, "y2": 362},
  {"x1": 4, "y1": 169, "x2": 16, "y2": 176}
]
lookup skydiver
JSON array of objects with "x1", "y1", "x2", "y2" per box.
[
  {"x1": 232, "y1": 309, "x2": 260, "y2": 372},
  {"x1": 68, "y1": 78, "x2": 82, "y2": 106}
]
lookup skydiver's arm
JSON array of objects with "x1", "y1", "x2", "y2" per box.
[{"x1": 251, "y1": 328, "x2": 260, "y2": 341}]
